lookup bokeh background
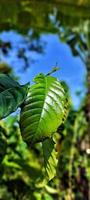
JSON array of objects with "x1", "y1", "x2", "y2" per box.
[{"x1": 0, "y1": 1, "x2": 90, "y2": 199}]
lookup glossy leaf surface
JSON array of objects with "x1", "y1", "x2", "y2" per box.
[
  {"x1": 42, "y1": 138, "x2": 58, "y2": 180},
  {"x1": 20, "y1": 73, "x2": 69, "y2": 143},
  {"x1": 0, "y1": 74, "x2": 28, "y2": 119}
]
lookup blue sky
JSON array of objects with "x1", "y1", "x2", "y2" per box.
[{"x1": 0, "y1": 31, "x2": 86, "y2": 108}]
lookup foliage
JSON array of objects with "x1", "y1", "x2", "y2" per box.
[
  {"x1": 0, "y1": 0, "x2": 90, "y2": 73},
  {"x1": 0, "y1": 74, "x2": 28, "y2": 119},
  {"x1": 0, "y1": 1, "x2": 90, "y2": 199},
  {"x1": 0, "y1": 67, "x2": 89, "y2": 199},
  {"x1": 57, "y1": 108, "x2": 90, "y2": 199},
  {"x1": 0, "y1": 99, "x2": 89, "y2": 199},
  {"x1": 0, "y1": 72, "x2": 70, "y2": 198},
  {"x1": 0, "y1": 115, "x2": 48, "y2": 199},
  {"x1": 0, "y1": 0, "x2": 90, "y2": 34}
]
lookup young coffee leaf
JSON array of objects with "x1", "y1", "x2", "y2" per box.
[
  {"x1": 42, "y1": 138, "x2": 58, "y2": 180},
  {"x1": 0, "y1": 74, "x2": 28, "y2": 119},
  {"x1": 20, "y1": 73, "x2": 69, "y2": 144}
]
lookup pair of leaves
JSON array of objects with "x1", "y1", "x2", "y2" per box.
[{"x1": 0, "y1": 74, "x2": 28, "y2": 119}]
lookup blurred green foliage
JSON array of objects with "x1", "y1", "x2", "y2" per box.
[
  {"x1": 0, "y1": 0, "x2": 90, "y2": 72},
  {"x1": 0, "y1": 0, "x2": 90, "y2": 33},
  {"x1": 0, "y1": 101, "x2": 89, "y2": 199},
  {"x1": 0, "y1": 63, "x2": 89, "y2": 199},
  {"x1": 0, "y1": 1, "x2": 90, "y2": 199}
]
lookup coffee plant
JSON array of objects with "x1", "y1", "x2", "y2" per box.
[{"x1": 0, "y1": 73, "x2": 69, "y2": 186}]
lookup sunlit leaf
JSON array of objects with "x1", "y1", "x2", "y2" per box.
[
  {"x1": 20, "y1": 73, "x2": 69, "y2": 144},
  {"x1": 42, "y1": 138, "x2": 58, "y2": 180}
]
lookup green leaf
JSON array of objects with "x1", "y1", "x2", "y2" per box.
[
  {"x1": 20, "y1": 73, "x2": 69, "y2": 143},
  {"x1": 43, "y1": 193, "x2": 53, "y2": 200},
  {"x1": 42, "y1": 138, "x2": 58, "y2": 180},
  {"x1": 0, "y1": 74, "x2": 28, "y2": 119}
]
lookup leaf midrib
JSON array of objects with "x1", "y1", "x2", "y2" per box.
[{"x1": 35, "y1": 76, "x2": 47, "y2": 136}]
